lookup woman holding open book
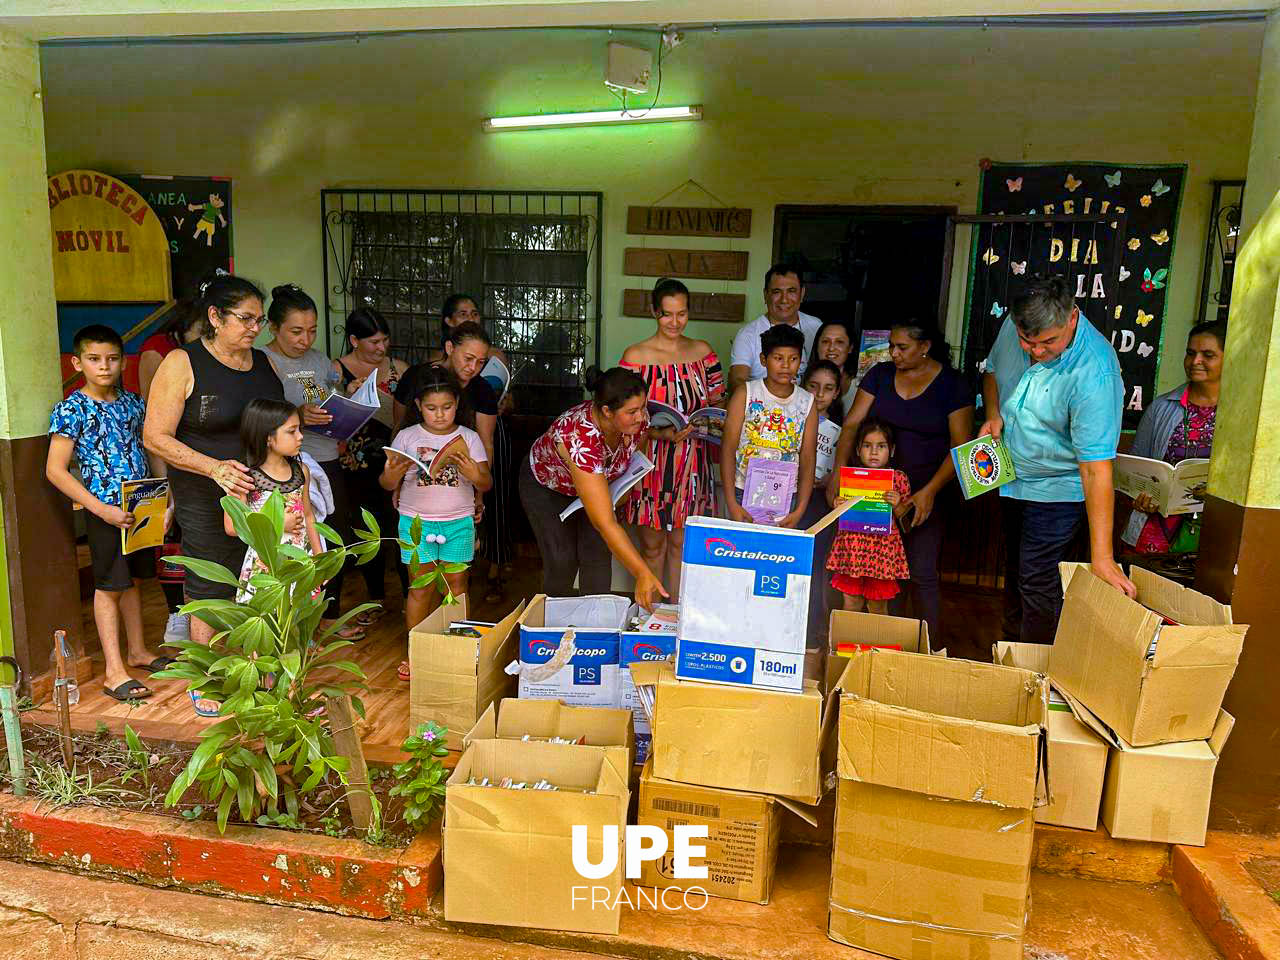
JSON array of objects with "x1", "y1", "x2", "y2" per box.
[
  {"x1": 620, "y1": 278, "x2": 725, "y2": 601},
  {"x1": 1124, "y1": 320, "x2": 1225, "y2": 554}
]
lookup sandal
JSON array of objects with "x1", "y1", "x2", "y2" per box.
[
  {"x1": 397, "y1": 660, "x2": 410, "y2": 682},
  {"x1": 326, "y1": 621, "x2": 366, "y2": 642},
  {"x1": 141, "y1": 656, "x2": 177, "y2": 674},
  {"x1": 104, "y1": 679, "x2": 152, "y2": 701},
  {"x1": 190, "y1": 690, "x2": 220, "y2": 717},
  {"x1": 355, "y1": 609, "x2": 384, "y2": 628}
]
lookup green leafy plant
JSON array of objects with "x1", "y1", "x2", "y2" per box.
[
  {"x1": 27, "y1": 755, "x2": 139, "y2": 810},
  {"x1": 180, "y1": 805, "x2": 204, "y2": 820},
  {"x1": 388, "y1": 720, "x2": 450, "y2": 833},
  {"x1": 155, "y1": 496, "x2": 445, "y2": 834},
  {"x1": 122, "y1": 725, "x2": 151, "y2": 790}
]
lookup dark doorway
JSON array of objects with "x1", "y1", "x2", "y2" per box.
[{"x1": 771, "y1": 205, "x2": 955, "y2": 341}]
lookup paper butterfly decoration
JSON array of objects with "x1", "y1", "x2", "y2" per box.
[
  {"x1": 1119, "y1": 266, "x2": 1131, "y2": 281},
  {"x1": 1137, "y1": 343, "x2": 1154, "y2": 358},
  {"x1": 991, "y1": 302, "x2": 1005, "y2": 318},
  {"x1": 1136, "y1": 310, "x2": 1154, "y2": 327},
  {"x1": 1011, "y1": 261, "x2": 1027, "y2": 275},
  {"x1": 1007, "y1": 177, "x2": 1023, "y2": 192},
  {"x1": 1141, "y1": 267, "x2": 1169, "y2": 292},
  {"x1": 1128, "y1": 238, "x2": 1142, "y2": 251},
  {"x1": 982, "y1": 248, "x2": 1000, "y2": 266},
  {"x1": 1064, "y1": 173, "x2": 1083, "y2": 193},
  {"x1": 1115, "y1": 305, "x2": 1124, "y2": 320},
  {"x1": 1151, "y1": 179, "x2": 1171, "y2": 197},
  {"x1": 1151, "y1": 229, "x2": 1170, "y2": 246},
  {"x1": 1140, "y1": 195, "x2": 1153, "y2": 208},
  {"x1": 1104, "y1": 170, "x2": 1122, "y2": 188}
]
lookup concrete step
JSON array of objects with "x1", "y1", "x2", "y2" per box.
[{"x1": 1172, "y1": 830, "x2": 1280, "y2": 960}]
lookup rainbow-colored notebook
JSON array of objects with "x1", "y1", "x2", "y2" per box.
[{"x1": 836, "y1": 467, "x2": 894, "y2": 534}]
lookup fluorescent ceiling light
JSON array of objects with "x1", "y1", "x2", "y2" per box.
[{"x1": 482, "y1": 105, "x2": 702, "y2": 133}]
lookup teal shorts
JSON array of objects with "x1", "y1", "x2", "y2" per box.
[{"x1": 398, "y1": 513, "x2": 475, "y2": 567}]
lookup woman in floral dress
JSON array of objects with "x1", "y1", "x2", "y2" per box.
[{"x1": 620, "y1": 279, "x2": 725, "y2": 601}]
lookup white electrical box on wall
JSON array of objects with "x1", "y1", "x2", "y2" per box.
[{"x1": 605, "y1": 42, "x2": 652, "y2": 94}]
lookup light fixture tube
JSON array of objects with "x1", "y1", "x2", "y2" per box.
[{"x1": 482, "y1": 105, "x2": 702, "y2": 133}]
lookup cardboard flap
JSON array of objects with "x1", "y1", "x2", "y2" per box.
[
  {"x1": 1151, "y1": 625, "x2": 1248, "y2": 669},
  {"x1": 829, "y1": 609, "x2": 930, "y2": 656},
  {"x1": 774, "y1": 795, "x2": 820, "y2": 827},
  {"x1": 804, "y1": 496, "x2": 858, "y2": 536},
  {"x1": 1056, "y1": 686, "x2": 1122, "y2": 749},
  {"x1": 1208, "y1": 710, "x2": 1236, "y2": 757},
  {"x1": 1132, "y1": 565, "x2": 1233, "y2": 626},
  {"x1": 628, "y1": 660, "x2": 665, "y2": 689},
  {"x1": 993, "y1": 640, "x2": 1050, "y2": 675},
  {"x1": 479, "y1": 599, "x2": 527, "y2": 663},
  {"x1": 463, "y1": 701, "x2": 499, "y2": 748}
]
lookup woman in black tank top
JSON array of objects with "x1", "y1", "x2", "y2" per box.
[{"x1": 143, "y1": 276, "x2": 284, "y2": 622}]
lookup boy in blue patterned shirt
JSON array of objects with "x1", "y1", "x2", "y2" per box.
[{"x1": 46, "y1": 325, "x2": 170, "y2": 701}]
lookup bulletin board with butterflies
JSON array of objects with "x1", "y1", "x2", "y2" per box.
[{"x1": 962, "y1": 161, "x2": 1187, "y2": 429}]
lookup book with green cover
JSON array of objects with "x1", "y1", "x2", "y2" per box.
[{"x1": 950, "y1": 436, "x2": 1016, "y2": 500}]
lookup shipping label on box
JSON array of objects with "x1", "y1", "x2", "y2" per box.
[
  {"x1": 620, "y1": 621, "x2": 677, "y2": 765},
  {"x1": 409, "y1": 595, "x2": 525, "y2": 750},
  {"x1": 637, "y1": 759, "x2": 784, "y2": 904},
  {"x1": 512, "y1": 595, "x2": 629, "y2": 708},
  {"x1": 678, "y1": 517, "x2": 813, "y2": 690}
]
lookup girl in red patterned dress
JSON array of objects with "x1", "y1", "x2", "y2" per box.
[
  {"x1": 621, "y1": 278, "x2": 725, "y2": 600},
  {"x1": 826, "y1": 418, "x2": 912, "y2": 614}
]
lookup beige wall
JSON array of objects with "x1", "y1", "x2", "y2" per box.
[{"x1": 40, "y1": 22, "x2": 1259, "y2": 392}]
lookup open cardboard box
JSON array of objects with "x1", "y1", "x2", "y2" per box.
[
  {"x1": 464, "y1": 697, "x2": 634, "y2": 778},
  {"x1": 443, "y1": 738, "x2": 629, "y2": 934},
  {"x1": 636, "y1": 757, "x2": 817, "y2": 905},
  {"x1": 408, "y1": 595, "x2": 526, "y2": 750},
  {"x1": 632, "y1": 660, "x2": 839, "y2": 805},
  {"x1": 996, "y1": 640, "x2": 1109, "y2": 831},
  {"x1": 830, "y1": 649, "x2": 1048, "y2": 960},
  {"x1": 828, "y1": 607, "x2": 931, "y2": 657},
  {"x1": 512, "y1": 594, "x2": 630, "y2": 708},
  {"x1": 1054, "y1": 685, "x2": 1234, "y2": 847},
  {"x1": 1050, "y1": 563, "x2": 1246, "y2": 746}
]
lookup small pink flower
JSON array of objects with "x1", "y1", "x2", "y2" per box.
[{"x1": 422, "y1": 730, "x2": 437, "y2": 742}]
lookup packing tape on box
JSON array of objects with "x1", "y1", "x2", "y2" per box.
[
  {"x1": 981, "y1": 893, "x2": 1024, "y2": 920},
  {"x1": 847, "y1": 836, "x2": 1029, "y2": 885},
  {"x1": 828, "y1": 901, "x2": 1020, "y2": 943},
  {"x1": 1151, "y1": 805, "x2": 1171, "y2": 839},
  {"x1": 1166, "y1": 713, "x2": 1188, "y2": 736}
]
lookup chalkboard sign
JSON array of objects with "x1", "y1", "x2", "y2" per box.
[
  {"x1": 120, "y1": 174, "x2": 234, "y2": 300},
  {"x1": 964, "y1": 162, "x2": 1186, "y2": 428}
]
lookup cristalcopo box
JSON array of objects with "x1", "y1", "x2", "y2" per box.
[
  {"x1": 677, "y1": 517, "x2": 812, "y2": 691},
  {"x1": 621, "y1": 613, "x2": 677, "y2": 765},
  {"x1": 443, "y1": 739, "x2": 629, "y2": 934},
  {"x1": 513, "y1": 595, "x2": 630, "y2": 708}
]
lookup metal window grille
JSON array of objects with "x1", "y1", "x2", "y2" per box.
[{"x1": 322, "y1": 189, "x2": 602, "y2": 415}]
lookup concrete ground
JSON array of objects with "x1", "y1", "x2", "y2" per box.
[{"x1": 0, "y1": 851, "x2": 1222, "y2": 960}]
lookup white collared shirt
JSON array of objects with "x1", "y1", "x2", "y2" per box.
[{"x1": 730, "y1": 311, "x2": 824, "y2": 382}]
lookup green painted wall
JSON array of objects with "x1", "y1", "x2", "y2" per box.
[{"x1": 39, "y1": 22, "x2": 1260, "y2": 394}]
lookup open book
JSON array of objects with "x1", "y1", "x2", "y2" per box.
[
  {"x1": 383, "y1": 434, "x2": 469, "y2": 481},
  {"x1": 120, "y1": 477, "x2": 169, "y2": 554},
  {"x1": 1114, "y1": 454, "x2": 1209, "y2": 516},
  {"x1": 647, "y1": 399, "x2": 727, "y2": 445},
  {"x1": 479, "y1": 355, "x2": 514, "y2": 400},
  {"x1": 559, "y1": 450, "x2": 655, "y2": 521},
  {"x1": 311, "y1": 372, "x2": 381, "y2": 441}
]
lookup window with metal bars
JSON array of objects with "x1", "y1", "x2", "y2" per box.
[{"x1": 322, "y1": 189, "x2": 602, "y2": 416}]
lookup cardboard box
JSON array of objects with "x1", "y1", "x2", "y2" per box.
[
  {"x1": 677, "y1": 516, "x2": 813, "y2": 691},
  {"x1": 642, "y1": 661, "x2": 836, "y2": 804},
  {"x1": 636, "y1": 758, "x2": 816, "y2": 904},
  {"x1": 408, "y1": 595, "x2": 525, "y2": 750},
  {"x1": 464, "y1": 697, "x2": 634, "y2": 778},
  {"x1": 830, "y1": 649, "x2": 1048, "y2": 960},
  {"x1": 1050, "y1": 563, "x2": 1247, "y2": 746},
  {"x1": 443, "y1": 739, "x2": 629, "y2": 934},
  {"x1": 996, "y1": 641, "x2": 1108, "y2": 831},
  {"x1": 620, "y1": 613, "x2": 677, "y2": 765},
  {"x1": 829, "y1": 608, "x2": 931, "y2": 657},
  {"x1": 1055, "y1": 686, "x2": 1235, "y2": 847},
  {"x1": 513, "y1": 594, "x2": 630, "y2": 707}
]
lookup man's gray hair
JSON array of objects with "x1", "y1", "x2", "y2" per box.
[{"x1": 1011, "y1": 276, "x2": 1076, "y2": 336}]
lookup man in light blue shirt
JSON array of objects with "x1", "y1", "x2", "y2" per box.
[{"x1": 980, "y1": 275, "x2": 1136, "y2": 644}]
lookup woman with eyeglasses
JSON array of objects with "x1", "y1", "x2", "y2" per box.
[{"x1": 144, "y1": 274, "x2": 284, "y2": 715}]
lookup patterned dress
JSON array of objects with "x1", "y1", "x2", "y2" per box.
[
  {"x1": 236, "y1": 459, "x2": 310, "y2": 603},
  {"x1": 622, "y1": 351, "x2": 725, "y2": 529},
  {"x1": 827, "y1": 469, "x2": 911, "y2": 592}
]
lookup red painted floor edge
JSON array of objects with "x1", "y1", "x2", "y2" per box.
[
  {"x1": 0, "y1": 796, "x2": 440, "y2": 920},
  {"x1": 1172, "y1": 843, "x2": 1274, "y2": 960}
]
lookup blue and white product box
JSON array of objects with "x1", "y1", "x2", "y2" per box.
[
  {"x1": 621, "y1": 604, "x2": 679, "y2": 765},
  {"x1": 677, "y1": 517, "x2": 812, "y2": 692},
  {"x1": 510, "y1": 594, "x2": 630, "y2": 708}
]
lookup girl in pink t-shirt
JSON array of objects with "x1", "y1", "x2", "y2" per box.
[{"x1": 380, "y1": 367, "x2": 490, "y2": 680}]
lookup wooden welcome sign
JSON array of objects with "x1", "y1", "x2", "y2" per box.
[
  {"x1": 627, "y1": 205, "x2": 751, "y2": 238},
  {"x1": 47, "y1": 170, "x2": 170, "y2": 302},
  {"x1": 623, "y1": 289, "x2": 746, "y2": 323},
  {"x1": 623, "y1": 247, "x2": 749, "y2": 280}
]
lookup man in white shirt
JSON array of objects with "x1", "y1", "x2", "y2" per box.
[{"x1": 728, "y1": 263, "x2": 823, "y2": 394}]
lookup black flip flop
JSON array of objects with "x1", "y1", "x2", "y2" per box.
[
  {"x1": 104, "y1": 679, "x2": 152, "y2": 702},
  {"x1": 142, "y1": 657, "x2": 177, "y2": 674}
]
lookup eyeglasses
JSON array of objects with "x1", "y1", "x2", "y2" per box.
[{"x1": 222, "y1": 309, "x2": 265, "y2": 329}]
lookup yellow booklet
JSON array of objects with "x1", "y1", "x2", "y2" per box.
[{"x1": 120, "y1": 477, "x2": 169, "y2": 554}]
